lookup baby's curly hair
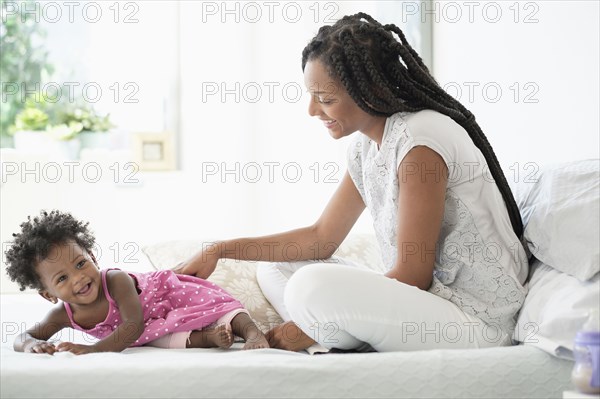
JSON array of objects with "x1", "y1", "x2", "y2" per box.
[{"x1": 4, "y1": 210, "x2": 96, "y2": 291}]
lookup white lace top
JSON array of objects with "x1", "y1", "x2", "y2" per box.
[{"x1": 347, "y1": 110, "x2": 528, "y2": 336}]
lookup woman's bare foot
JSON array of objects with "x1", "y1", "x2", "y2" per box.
[
  {"x1": 265, "y1": 321, "x2": 317, "y2": 352},
  {"x1": 188, "y1": 324, "x2": 234, "y2": 349}
]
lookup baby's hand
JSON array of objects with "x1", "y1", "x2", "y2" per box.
[
  {"x1": 26, "y1": 341, "x2": 57, "y2": 355},
  {"x1": 56, "y1": 342, "x2": 98, "y2": 355}
]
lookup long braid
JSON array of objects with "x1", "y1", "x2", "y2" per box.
[{"x1": 302, "y1": 13, "x2": 524, "y2": 238}]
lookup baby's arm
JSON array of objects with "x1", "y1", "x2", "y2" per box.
[
  {"x1": 97, "y1": 270, "x2": 145, "y2": 351},
  {"x1": 57, "y1": 270, "x2": 144, "y2": 354},
  {"x1": 14, "y1": 305, "x2": 69, "y2": 354}
]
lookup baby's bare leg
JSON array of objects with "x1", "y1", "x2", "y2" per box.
[
  {"x1": 230, "y1": 312, "x2": 269, "y2": 350},
  {"x1": 187, "y1": 324, "x2": 234, "y2": 349}
]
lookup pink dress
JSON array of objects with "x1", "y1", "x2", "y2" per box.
[{"x1": 64, "y1": 268, "x2": 245, "y2": 347}]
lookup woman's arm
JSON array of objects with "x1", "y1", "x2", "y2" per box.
[
  {"x1": 14, "y1": 305, "x2": 70, "y2": 354},
  {"x1": 178, "y1": 171, "x2": 366, "y2": 279},
  {"x1": 56, "y1": 270, "x2": 144, "y2": 354},
  {"x1": 385, "y1": 146, "x2": 448, "y2": 290}
]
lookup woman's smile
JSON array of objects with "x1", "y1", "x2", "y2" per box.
[{"x1": 321, "y1": 119, "x2": 337, "y2": 129}]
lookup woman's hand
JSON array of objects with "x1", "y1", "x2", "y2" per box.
[
  {"x1": 25, "y1": 340, "x2": 57, "y2": 355},
  {"x1": 172, "y1": 242, "x2": 221, "y2": 280},
  {"x1": 265, "y1": 321, "x2": 317, "y2": 352},
  {"x1": 56, "y1": 342, "x2": 99, "y2": 355}
]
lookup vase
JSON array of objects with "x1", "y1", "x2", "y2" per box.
[
  {"x1": 79, "y1": 131, "x2": 112, "y2": 150},
  {"x1": 48, "y1": 138, "x2": 81, "y2": 161},
  {"x1": 13, "y1": 130, "x2": 54, "y2": 153},
  {"x1": 14, "y1": 130, "x2": 81, "y2": 160}
]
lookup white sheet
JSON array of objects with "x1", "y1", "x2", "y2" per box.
[{"x1": 1, "y1": 294, "x2": 574, "y2": 398}]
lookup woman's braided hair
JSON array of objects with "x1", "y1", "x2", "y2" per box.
[{"x1": 302, "y1": 13, "x2": 523, "y2": 238}]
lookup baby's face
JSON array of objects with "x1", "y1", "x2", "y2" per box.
[{"x1": 36, "y1": 240, "x2": 102, "y2": 306}]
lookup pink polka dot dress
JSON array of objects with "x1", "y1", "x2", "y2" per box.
[{"x1": 64, "y1": 268, "x2": 245, "y2": 347}]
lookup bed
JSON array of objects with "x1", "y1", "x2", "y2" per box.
[
  {"x1": 1, "y1": 159, "x2": 598, "y2": 398},
  {"x1": 0, "y1": 294, "x2": 574, "y2": 399}
]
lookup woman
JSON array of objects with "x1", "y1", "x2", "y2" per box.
[{"x1": 176, "y1": 13, "x2": 528, "y2": 353}]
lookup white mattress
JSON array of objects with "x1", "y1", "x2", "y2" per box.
[{"x1": 1, "y1": 294, "x2": 574, "y2": 398}]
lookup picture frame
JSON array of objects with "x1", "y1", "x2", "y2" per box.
[{"x1": 132, "y1": 132, "x2": 176, "y2": 171}]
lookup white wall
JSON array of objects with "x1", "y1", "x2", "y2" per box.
[
  {"x1": 432, "y1": 0, "x2": 599, "y2": 172},
  {"x1": 2, "y1": 1, "x2": 598, "y2": 293},
  {"x1": 176, "y1": 1, "x2": 402, "y2": 237}
]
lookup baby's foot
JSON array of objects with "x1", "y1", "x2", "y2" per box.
[
  {"x1": 207, "y1": 324, "x2": 234, "y2": 349},
  {"x1": 243, "y1": 330, "x2": 270, "y2": 350}
]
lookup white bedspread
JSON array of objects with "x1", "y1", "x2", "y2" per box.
[{"x1": 1, "y1": 294, "x2": 574, "y2": 398}]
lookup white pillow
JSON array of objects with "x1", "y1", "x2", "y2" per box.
[
  {"x1": 334, "y1": 233, "x2": 385, "y2": 272},
  {"x1": 513, "y1": 258, "x2": 600, "y2": 359},
  {"x1": 518, "y1": 159, "x2": 599, "y2": 281}
]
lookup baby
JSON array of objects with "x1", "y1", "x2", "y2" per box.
[{"x1": 5, "y1": 210, "x2": 269, "y2": 354}]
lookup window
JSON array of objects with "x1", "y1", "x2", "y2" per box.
[
  {"x1": 1, "y1": 0, "x2": 430, "y2": 173},
  {"x1": 1, "y1": 1, "x2": 180, "y2": 162}
]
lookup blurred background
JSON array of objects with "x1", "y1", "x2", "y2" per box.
[{"x1": 1, "y1": 1, "x2": 599, "y2": 291}]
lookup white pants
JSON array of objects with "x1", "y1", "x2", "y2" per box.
[{"x1": 256, "y1": 258, "x2": 511, "y2": 352}]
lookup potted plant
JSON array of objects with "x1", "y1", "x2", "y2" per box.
[
  {"x1": 44, "y1": 122, "x2": 83, "y2": 161},
  {"x1": 58, "y1": 103, "x2": 115, "y2": 150},
  {"x1": 11, "y1": 97, "x2": 82, "y2": 160},
  {"x1": 11, "y1": 101, "x2": 53, "y2": 152}
]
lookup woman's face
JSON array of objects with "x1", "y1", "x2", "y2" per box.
[{"x1": 304, "y1": 60, "x2": 385, "y2": 141}]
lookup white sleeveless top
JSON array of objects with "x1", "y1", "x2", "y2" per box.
[{"x1": 347, "y1": 110, "x2": 528, "y2": 336}]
